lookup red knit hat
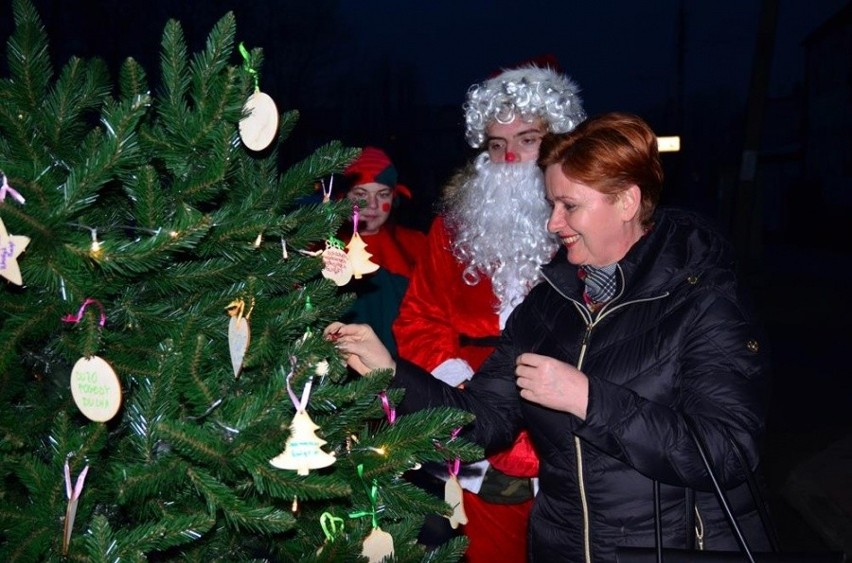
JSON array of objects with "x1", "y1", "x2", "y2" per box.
[{"x1": 343, "y1": 147, "x2": 412, "y2": 199}]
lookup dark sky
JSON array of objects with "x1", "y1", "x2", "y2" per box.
[
  {"x1": 3, "y1": 0, "x2": 845, "y2": 115},
  {"x1": 337, "y1": 0, "x2": 846, "y2": 117}
]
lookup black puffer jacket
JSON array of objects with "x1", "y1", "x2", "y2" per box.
[{"x1": 395, "y1": 208, "x2": 771, "y2": 562}]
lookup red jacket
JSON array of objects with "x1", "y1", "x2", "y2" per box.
[{"x1": 393, "y1": 216, "x2": 538, "y2": 477}]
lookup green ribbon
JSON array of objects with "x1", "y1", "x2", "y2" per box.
[
  {"x1": 327, "y1": 236, "x2": 345, "y2": 250},
  {"x1": 320, "y1": 512, "x2": 345, "y2": 542},
  {"x1": 348, "y1": 464, "x2": 379, "y2": 529},
  {"x1": 238, "y1": 42, "x2": 260, "y2": 92}
]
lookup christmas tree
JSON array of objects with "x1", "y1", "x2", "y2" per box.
[{"x1": 0, "y1": 1, "x2": 478, "y2": 560}]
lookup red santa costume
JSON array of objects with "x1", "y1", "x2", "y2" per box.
[
  {"x1": 393, "y1": 63, "x2": 585, "y2": 562},
  {"x1": 394, "y1": 212, "x2": 540, "y2": 563}
]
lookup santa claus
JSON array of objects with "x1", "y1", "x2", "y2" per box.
[{"x1": 393, "y1": 62, "x2": 585, "y2": 561}]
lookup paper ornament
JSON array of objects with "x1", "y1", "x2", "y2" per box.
[
  {"x1": 444, "y1": 474, "x2": 468, "y2": 529},
  {"x1": 226, "y1": 299, "x2": 253, "y2": 378},
  {"x1": 345, "y1": 232, "x2": 379, "y2": 280},
  {"x1": 321, "y1": 238, "x2": 353, "y2": 286},
  {"x1": 361, "y1": 527, "x2": 395, "y2": 562},
  {"x1": 239, "y1": 91, "x2": 279, "y2": 151},
  {"x1": 270, "y1": 410, "x2": 336, "y2": 475},
  {"x1": 0, "y1": 215, "x2": 30, "y2": 285},
  {"x1": 70, "y1": 355, "x2": 122, "y2": 422}
]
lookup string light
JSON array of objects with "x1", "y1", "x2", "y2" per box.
[{"x1": 89, "y1": 229, "x2": 102, "y2": 257}]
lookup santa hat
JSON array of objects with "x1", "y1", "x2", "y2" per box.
[{"x1": 344, "y1": 147, "x2": 412, "y2": 199}]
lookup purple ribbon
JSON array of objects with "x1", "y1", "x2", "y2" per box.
[{"x1": 61, "y1": 298, "x2": 106, "y2": 327}]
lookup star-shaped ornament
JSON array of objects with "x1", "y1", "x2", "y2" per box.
[{"x1": 0, "y1": 216, "x2": 30, "y2": 285}]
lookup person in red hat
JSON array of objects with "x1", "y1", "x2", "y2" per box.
[
  {"x1": 336, "y1": 146, "x2": 426, "y2": 358},
  {"x1": 392, "y1": 63, "x2": 586, "y2": 562}
]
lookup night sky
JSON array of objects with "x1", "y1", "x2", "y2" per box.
[{"x1": 2, "y1": 1, "x2": 846, "y2": 125}]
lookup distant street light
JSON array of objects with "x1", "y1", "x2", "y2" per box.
[{"x1": 657, "y1": 136, "x2": 681, "y2": 152}]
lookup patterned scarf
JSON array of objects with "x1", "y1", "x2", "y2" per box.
[{"x1": 578, "y1": 263, "x2": 618, "y2": 305}]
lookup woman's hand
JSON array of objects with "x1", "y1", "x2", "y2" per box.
[
  {"x1": 515, "y1": 353, "x2": 589, "y2": 419},
  {"x1": 324, "y1": 322, "x2": 395, "y2": 376}
]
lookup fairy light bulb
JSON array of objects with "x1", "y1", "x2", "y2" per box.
[{"x1": 89, "y1": 230, "x2": 102, "y2": 257}]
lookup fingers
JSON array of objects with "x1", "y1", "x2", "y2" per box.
[
  {"x1": 515, "y1": 352, "x2": 544, "y2": 368},
  {"x1": 324, "y1": 322, "x2": 345, "y2": 340}
]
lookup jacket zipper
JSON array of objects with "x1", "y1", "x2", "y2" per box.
[
  {"x1": 542, "y1": 265, "x2": 670, "y2": 563},
  {"x1": 575, "y1": 324, "x2": 592, "y2": 563}
]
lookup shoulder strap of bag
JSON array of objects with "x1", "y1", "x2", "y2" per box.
[{"x1": 682, "y1": 416, "x2": 757, "y2": 562}]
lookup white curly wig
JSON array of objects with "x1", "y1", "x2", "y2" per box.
[{"x1": 463, "y1": 65, "x2": 586, "y2": 148}]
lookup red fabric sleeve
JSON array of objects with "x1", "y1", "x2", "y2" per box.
[
  {"x1": 393, "y1": 217, "x2": 499, "y2": 372},
  {"x1": 393, "y1": 216, "x2": 539, "y2": 477}
]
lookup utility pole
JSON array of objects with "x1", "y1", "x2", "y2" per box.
[{"x1": 733, "y1": 0, "x2": 779, "y2": 277}]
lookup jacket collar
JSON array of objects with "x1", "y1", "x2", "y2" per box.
[{"x1": 540, "y1": 208, "x2": 734, "y2": 303}]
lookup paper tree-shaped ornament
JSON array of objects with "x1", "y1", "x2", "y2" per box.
[
  {"x1": 0, "y1": 215, "x2": 30, "y2": 285},
  {"x1": 270, "y1": 410, "x2": 336, "y2": 475},
  {"x1": 345, "y1": 205, "x2": 379, "y2": 280},
  {"x1": 345, "y1": 233, "x2": 379, "y2": 280}
]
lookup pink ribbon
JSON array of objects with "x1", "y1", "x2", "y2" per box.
[
  {"x1": 352, "y1": 205, "x2": 360, "y2": 234},
  {"x1": 447, "y1": 457, "x2": 460, "y2": 477},
  {"x1": 61, "y1": 298, "x2": 106, "y2": 326},
  {"x1": 62, "y1": 459, "x2": 89, "y2": 555},
  {"x1": 0, "y1": 173, "x2": 25, "y2": 204},
  {"x1": 377, "y1": 391, "x2": 396, "y2": 424},
  {"x1": 64, "y1": 460, "x2": 89, "y2": 502}
]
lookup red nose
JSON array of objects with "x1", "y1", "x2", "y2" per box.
[{"x1": 505, "y1": 152, "x2": 516, "y2": 162}]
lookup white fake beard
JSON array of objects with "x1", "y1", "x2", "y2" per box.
[{"x1": 445, "y1": 153, "x2": 559, "y2": 310}]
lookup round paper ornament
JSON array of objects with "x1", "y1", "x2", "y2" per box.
[
  {"x1": 321, "y1": 238, "x2": 353, "y2": 286},
  {"x1": 239, "y1": 91, "x2": 279, "y2": 151},
  {"x1": 70, "y1": 355, "x2": 122, "y2": 422}
]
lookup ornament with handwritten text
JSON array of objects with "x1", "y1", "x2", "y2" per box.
[
  {"x1": 270, "y1": 358, "x2": 336, "y2": 475},
  {"x1": 321, "y1": 236, "x2": 353, "y2": 286},
  {"x1": 0, "y1": 215, "x2": 30, "y2": 286},
  {"x1": 70, "y1": 355, "x2": 122, "y2": 422}
]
